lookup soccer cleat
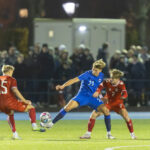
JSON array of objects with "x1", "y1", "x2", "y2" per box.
[
  {"x1": 80, "y1": 133, "x2": 91, "y2": 139},
  {"x1": 107, "y1": 134, "x2": 115, "y2": 139},
  {"x1": 131, "y1": 133, "x2": 137, "y2": 139},
  {"x1": 40, "y1": 122, "x2": 54, "y2": 129},
  {"x1": 12, "y1": 133, "x2": 22, "y2": 140},
  {"x1": 32, "y1": 126, "x2": 46, "y2": 132}
]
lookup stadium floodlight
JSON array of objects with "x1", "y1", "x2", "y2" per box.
[
  {"x1": 19, "y1": 8, "x2": 28, "y2": 18},
  {"x1": 62, "y1": 1, "x2": 79, "y2": 16},
  {"x1": 78, "y1": 25, "x2": 87, "y2": 32}
]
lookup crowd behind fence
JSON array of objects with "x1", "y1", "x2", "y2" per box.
[
  {"x1": 17, "y1": 79, "x2": 150, "y2": 108},
  {"x1": 0, "y1": 43, "x2": 150, "y2": 108}
]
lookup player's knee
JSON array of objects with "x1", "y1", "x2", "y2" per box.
[
  {"x1": 91, "y1": 112, "x2": 99, "y2": 119},
  {"x1": 64, "y1": 106, "x2": 71, "y2": 112},
  {"x1": 103, "y1": 108, "x2": 110, "y2": 116},
  {"x1": 25, "y1": 104, "x2": 34, "y2": 112},
  {"x1": 124, "y1": 114, "x2": 130, "y2": 122}
]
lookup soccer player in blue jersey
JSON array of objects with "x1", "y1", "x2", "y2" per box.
[{"x1": 42, "y1": 59, "x2": 114, "y2": 139}]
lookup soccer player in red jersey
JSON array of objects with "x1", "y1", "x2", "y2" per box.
[
  {"x1": 0, "y1": 65, "x2": 45, "y2": 140},
  {"x1": 80, "y1": 69, "x2": 136, "y2": 139}
]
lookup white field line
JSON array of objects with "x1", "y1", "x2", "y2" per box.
[{"x1": 105, "y1": 145, "x2": 150, "y2": 150}]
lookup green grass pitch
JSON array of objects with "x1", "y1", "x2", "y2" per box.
[{"x1": 0, "y1": 119, "x2": 149, "y2": 150}]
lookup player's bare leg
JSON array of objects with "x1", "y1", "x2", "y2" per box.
[
  {"x1": 80, "y1": 110, "x2": 102, "y2": 139},
  {"x1": 97, "y1": 104, "x2": 115, "y2": 139},
  {"x1": 42, "y1": 100, "x2": 79, "y2": 128},
  {"x1": 119, "y1": 108, "x2": 136, "y2": 139},
  {"x1": 25, "y1": 104, "x2": 45, "y2": 132},
  {"x1": 7, "y1": 110, "x2": 22, "y2": 140}
]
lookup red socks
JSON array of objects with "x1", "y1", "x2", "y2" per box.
[
  {"x1": 88, "y1": 118, "x2": 96, "y2": 132},
  {"x1": 7, "y1": 115, "x2": 16, "y2": 132},
  {"x1": 126, "y1": 119, "x2": 134, "y2": 133},
  {"x1": 29, "y1": 108, "x2": 36, "y2": 123}
]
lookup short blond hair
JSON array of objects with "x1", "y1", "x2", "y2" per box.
[
  {"x1": 2, "y1": 65, "x2": 15, "y2": 73},
  {"x1": 110, "y1": 69, "x2": 124, "y2": 79},
  {"x1": 93, "y1": 59, "x2": 106, "y2": 69}
]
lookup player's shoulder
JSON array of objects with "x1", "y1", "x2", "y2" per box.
[
  {"x1": 99, "y1": 72, "x2": 104, "y2": 77},
  {"x1": 102, "y1": 78, "x2": 111, "y2": 86},
  {"x1": 7, "y1": 76, "x2": 16, "y2": 82},
  {"x1": 118, "y1": 80, "x2": 125, "y2": 86},
  {"x1": 105, "y1": 78, "x2": 111, "y2": 83},
  {"x1": 0, "y1": 75, "x2": 15, "y2": 80},
  {"x1": 85, "y1": 70, "x2": 92, "y2": 76}
]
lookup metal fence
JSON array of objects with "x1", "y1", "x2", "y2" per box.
[{"x1": 17, "y1": 79, "x2": 150, "y2": 107}]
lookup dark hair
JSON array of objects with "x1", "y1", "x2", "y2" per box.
[
  {"x1": 102, "y1": 43, "x2": 109, "y2": 49},
  {"x1": 42, "y1": 43, "x2": 48, "y2": 48}
]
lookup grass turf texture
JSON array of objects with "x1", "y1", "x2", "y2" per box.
[{"x1": 0, "y1": 120, "x2": 149, "y2": 150}]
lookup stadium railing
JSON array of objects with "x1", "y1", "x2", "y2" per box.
[{"x1": 17, "y1": 79, "x2": 150, "y2": 107}]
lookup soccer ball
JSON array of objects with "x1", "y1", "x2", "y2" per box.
[{"x1": 40, "y1": 112, "x2": 51, "y2": 124}]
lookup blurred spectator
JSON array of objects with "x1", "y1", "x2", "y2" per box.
[
  {"x1": 31, "y1": 44, "x2": 41, "y2": 79},
  {"x1": 128, "y1": 54, "x2": 146, "y2": 106},
  {"x1": 0, "y1": 50, "x2": 8, "y2": 75},
  {"x1": 60, "y1": 51, "x2": 72, "y2": 65},
  {"x1": 58, "y1": 44, "x2": 67, "y2": 56},
  {"x1": 0, "y1": 50, "x2": 8, "y2": 65},
  {"x1": 145, "y1": 56, "x2": 150, "y2": 105},
  {"x1": 6, "y1": 46, "x2": 17, "y2": 65},
  {"x1": 53, "y1": 47, "x2": 61, "y2": 72},
  {"x1": 54, "y1": 62, "x2": 73, "y2": 107},
  {"x1": 14, "y1": 54, "x2": 27, "y2": 79},
  {"x1": 127, "y1": 49, "x2": 134, "y2": 58},
  {"x1": 24, "y1": 50, "x2": 34, "y2": 76},
  {"x1": 25, "y1": 45, "x2": 40, "y2": 103},
  {"x1": 130, "y1": 45, "x2": 136, "y2": 51},
  {"x1": 121, "y1": 49, "x2": 128, "y2": 66},
  {"x1": 14, "y1": 54, "x2": 27, "y2": 91},
  {"x1": 109, "y1": 50, "x2": 121, "y2": 69},
  {"x1": 55, "y1": 50, "x2": 73, "y2": 106},
  {"x1": 115, "y1": 55, "x2": 128, "y2": 78},
  {"x1": 138, "y1": 46, "x2": 149, "y2": 62},
  {"x1": 97, "y1": 42, "x2": 109, "y2": 63},
  {"x1": 38, "y1": 43, "x2": 55, "y2": 79},
  {"x1": 38, "y1": 43, "x2": 55, "y2": 103},
  {"x1": 48, "y1": 47, "x2": 54, "y2": 56},
  {"x1": 70, "y1": 46, "x2": 86, "y2": 75},
  {"x1": 82, "y1": 48, "x2": 94, "y2": 71}
]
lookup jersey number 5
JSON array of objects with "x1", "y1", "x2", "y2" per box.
[{"x1": 0, "y1": 80, "x2": 7, "y2": 94}]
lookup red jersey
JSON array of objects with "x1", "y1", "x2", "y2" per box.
[
  {"x1": 97, "y1": 79, "x2": 128, "y2": 104},
  {"x1": 0, "y1": 75, "x2": 17, "y2": 102},
  {"x1": 0, "y1": 75, "x2": 28, "y2": 114}
]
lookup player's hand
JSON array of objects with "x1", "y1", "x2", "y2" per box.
[
  {"x1": 101, "y1": 97, "x2": 108, "y2": 104},
  {"x1": 93, "y1": 91, "x2": 99, "y2": 97},
  {"x1": 120, "y1": 97, "x2": 125, "y2": 100},
  {"x1": 56, "y1": 85, "x2": 65, "y2": 90},
  {"x1": 25, "y1": 100, "x2": 32, "y2": 105}
]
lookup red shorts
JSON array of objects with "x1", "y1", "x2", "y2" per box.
[
  {"x1": 105, "y1": 102, "x2": 125, "y2": 113},
  {"x1": 0, "y1": 98, "x2": 28, "y2": 114}
]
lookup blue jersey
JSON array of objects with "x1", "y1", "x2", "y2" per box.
[{"x1": 77, "y1": 70, "x2": 104, "y2": 96}]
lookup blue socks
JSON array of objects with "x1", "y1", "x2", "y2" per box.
[
  {"x1": 52, "y1": 108, "x2": 67, "y2": 124},
  {"x1": 104, "y1": 115, "x2": 111, "y2": 132}
]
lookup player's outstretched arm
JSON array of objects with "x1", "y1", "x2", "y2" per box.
[
  {"x1": 56, "y1": 77, "x2": 80, "y2": 90},
  {"x1": 93, "y1": 82, "x2": 104, "y2": 97},
  {"x1": 12, "y1": 88, "x2": 31, "y2": 105}
]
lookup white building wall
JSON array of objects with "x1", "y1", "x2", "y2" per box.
[{"x1": 34, "y1": 18, "x2": 126, "y2": 60}]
